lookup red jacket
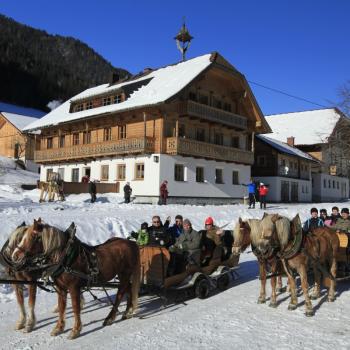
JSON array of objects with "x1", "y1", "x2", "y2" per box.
[
  {"x1": 259, "y1": 185, "x2": 269, "y2": 196},
  {"x1": 160, "y1": 183, "x2": 168, "y2": 198}
]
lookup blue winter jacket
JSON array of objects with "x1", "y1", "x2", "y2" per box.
[{"x1": 247, "y1": 183, "x2": 256, "y2": 194}]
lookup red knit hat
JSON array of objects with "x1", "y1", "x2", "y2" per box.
[{"x1": 205, "y1": 217, "x2": 214, "y2": 225}]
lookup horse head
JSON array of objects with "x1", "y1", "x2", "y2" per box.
[
  {"x1": 257, "y1": 214, "x2": 291, "y2": 256},
  {"x1": 11, "y1": 218, "x2": 43, "y2": 262},
  {"x1": 232, "y1": 218, "x2": 252, "y2": 255}
]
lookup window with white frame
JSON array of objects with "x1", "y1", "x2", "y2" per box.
[
  {"x1": 101, "y1": 165, "x2": 109, "y2": 181},
  {"x1": 196, "y1": 167, "x2": 204, "y2": 182},
  {"x1": 135, "y1": 163, "x2": 145, "y2": 180},
  {"x1": 117, "y1": 164, "x2": 126, "y2": 180},
  {"x1": 174, "y1": 164, "x2": 184, "y2": 181},
  {"x1": 232, "y1": 171, "x2": 239, "y2": 185},
  {"x1": 215, "y1": 169, "x2": 224, "y2": 184}
]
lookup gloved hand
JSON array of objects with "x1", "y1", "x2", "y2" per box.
[{"x1": 130, "y1": 231, "x2": 138, "y2": 239}]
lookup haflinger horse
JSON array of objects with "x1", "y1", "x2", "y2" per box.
[
  {"x1": 2, "y1": 223, "x2": 39, "y2": 333},
  {"x1": 232, "y1": 218, "x2": 284, "y2": 307},
  {"x1": 11, "y1": 218, "x2": 141, "y2": 340},
  {"x1": 260, "y1": 213, "x2": 338, "y2": 316}
]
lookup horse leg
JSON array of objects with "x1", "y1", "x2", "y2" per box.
[
  {"x1": 39, "y1": 186, "x2": 45, "y2": 203},
  {"x1": 276, "y1": 274, "x2": 283, "y2": 294},
  {"x1": 281, "y1": 259, "x2": 297, "y2": 310},
  {"x1": 14, "y1": 285, "x2": 26, "y2": 330},
  {"x1": 24, "y1": 284, "x2": 37, "y2": 333},
  {"x1": 103, "y1": 281, "x2": 128, "y2": 326},
  {"x1": 297, "y1": 264, "x2": 313, "y2": 316},
  {"x1": 310, "y1": 264, "x2": 321, "y2": 300},
  {"x1": 257, "y1": 262, "x2": 267, "y2": 304},
  {"x1": 51, "y1": 289, "x2": 67, "y2": 336},
  {"x1": 122, "y1": 282, "x2": 133, "y2": 320},
  {"x1": 328, "y1": 257, "x2": 337, "y2": 302},
  {"x1": 269, "y1": 263, "x2": 278, "y2": 308},
  {"x1": 67, "y1": 287, "x2": 82, "y2": 340}
]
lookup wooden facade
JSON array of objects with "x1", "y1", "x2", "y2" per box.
[
  {"x1": 34, "y1": 57, "x2": 267, "y2": 168},
  {"x1": 0, "y1": 113, "x2": 36, "y2": 160}
]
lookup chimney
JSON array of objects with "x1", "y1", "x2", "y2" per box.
[
  {"x1": 287, "y1": 136, "x2": 295, "y2": 147},
  {"x1": 110, "y1": 72, "x2": 120, "y2": 84}
]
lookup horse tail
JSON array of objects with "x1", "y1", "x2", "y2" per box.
[{"x1": 131, "y1": 244, "x2": 141, "y2": 313}]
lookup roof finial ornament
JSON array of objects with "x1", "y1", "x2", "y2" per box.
[{"x1": 174, "y1": 18, "x2": 193, "y2": 62}]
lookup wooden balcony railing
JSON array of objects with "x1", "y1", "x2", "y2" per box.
[
  {"x1": 35, "y1": 137, "x2": 155, "y2": 162},
  {"x1": 166, "y1": 137, "x2": 254, "y2": 164},
  {"x1": 177, "y1": 101, "x2": 247, "y2": 130}
]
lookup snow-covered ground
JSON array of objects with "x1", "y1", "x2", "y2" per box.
[{"x1": 0, "y1": 166, "x2": 350, "y2": 349}]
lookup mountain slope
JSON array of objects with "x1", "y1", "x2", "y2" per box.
[{"x1": 0, "y1": 14, "x2": 129, "y2": 111}]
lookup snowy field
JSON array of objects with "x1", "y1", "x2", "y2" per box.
[{"x1": 0, "y1": 163, "x2": 350, "y2": 349}]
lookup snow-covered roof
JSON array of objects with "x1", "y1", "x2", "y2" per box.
[
  {"x1": 256, "y1": 134, "x2": 315, "y2": 161},
  {"x1": 0, "y1": 102, "x2": 45, "y2": 118},
  {"x1": 1, "y1": 112, "x2": 40, "y2": 131},
  {"x1": 23, "y1": 53, "x2": 213, "y2": 131},
  {"x1": 264, "y1": 108, "x2": 342, "y2": 145}
]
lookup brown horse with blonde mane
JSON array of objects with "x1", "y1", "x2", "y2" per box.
[
  {"x1": 11, "y1": 218, "x2": 140, "y2": 340},
  {"x1": 232, "y1": 218, "x2": 284, "y2": 308},
  {"x1": 260, "y1": 213, "x2": 338, "y2": 316},
  {"x1": 2, "y1": 223, "x2": 39, "y2": 332}
]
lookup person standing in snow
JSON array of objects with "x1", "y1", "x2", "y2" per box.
[
  {"x1": 258, "y1": 183, "x2": 269, "y2": 209},
  {"x1": 242, "y1": 178, "x2": 256, "y2": 209},
  {"x1": 88, "y1": 180, "x2": 97, "y2": 203},
  {"x1": 123, "y1": 182, "x2": 132, "y2": 203},
  {"x1": 159, "y1": 180, "x2": 169, "y2": 205}
]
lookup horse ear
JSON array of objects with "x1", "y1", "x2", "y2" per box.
[
  {"x1": 37, "y1": 217, "x2": 42, "y2": 223},
  {"x1": 18, "y1": 221, "x2": 26, "y2": 228},
  {"x1": 238, "y1": 217, "x2": 242, "y2": 224},
  {"x1": 262, "y1": 212, "x2": 268, "y2": 219},
  {"x1": 271, "y1": 214, "x2": 281, "y2": 223}
]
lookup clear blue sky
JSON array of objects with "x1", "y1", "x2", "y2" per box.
[{"x1": 1, "y1": 0, "x2": 349, "y2": 115}]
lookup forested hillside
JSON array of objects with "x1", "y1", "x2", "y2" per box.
[{"x1": 0, "y1": 14, "x2": 129, "y2": 111}]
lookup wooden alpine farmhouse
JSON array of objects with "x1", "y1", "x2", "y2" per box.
[
  {"x1": 0, "y1": 105, "x2": 44, "y2": 172},
  {"x1": 23, "y1": 52, "x2": 271, "y2": 203}
]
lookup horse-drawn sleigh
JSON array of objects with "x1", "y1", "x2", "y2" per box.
[{"x1": 0, "y1": 219, "x2": 241, "y2": 339}]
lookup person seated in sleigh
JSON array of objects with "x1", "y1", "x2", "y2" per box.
[
  {"x1": 302, "y1": 207, "x2": 324, "y2": 234},
  {"x1": 167, "y1": 219, "x2": 201, "y2": 276}
]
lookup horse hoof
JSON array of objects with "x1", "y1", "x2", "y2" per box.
[
  {"x1": 68, "y1": 330, "x2": 80, "y2": 340},
  {"x1": 328, "y1": 296, "x2": 335, "y2": 302},
  {"x1": 23, "y1": 325, "x2": 34, "y2": 333},
  {"x1": 305, "y1": 310, "x2": 314, "y2": 317},
  {"x1": 257, "y1": 298, "x2": 266, "y2": 304},
  {"x1": 15, "y1": 321, "x2": 25, "y2": 331},
  {"x1": 288, "y1": 304, "x2": 297, "y2": 311},
  {"x1": 51, "y1": 328, "x2": 64, "y2": 336},
  {"x1": 310, "y1": 294, "x2": 320, "y2": 300},
  {"x1": 269, "y1": 302, "x2": 277, "y2": 308},
  {"x1": 122, "y1": 312, "x2": 133, "y2": 320},
  {"x1": 103, "y1": 318, "x2": 113, "y2": 327}
]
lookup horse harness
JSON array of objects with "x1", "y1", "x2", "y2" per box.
[
  {"x1": 46, "y1": 223, "x2": 100, "y2": 286},
  {"x1": 0, "y1": 223, "x2": 100, "y2": 286}
]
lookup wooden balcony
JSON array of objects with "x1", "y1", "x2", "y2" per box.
[
  {"x1": 166, "y1": 137, "x2": 254, "y2": 164},
  {"x1": 35, "y1": 137, "x2": 155, "y2": 163},
  {"x1": 176, "y1": 101, "x2": 247, "y2": 130}
]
